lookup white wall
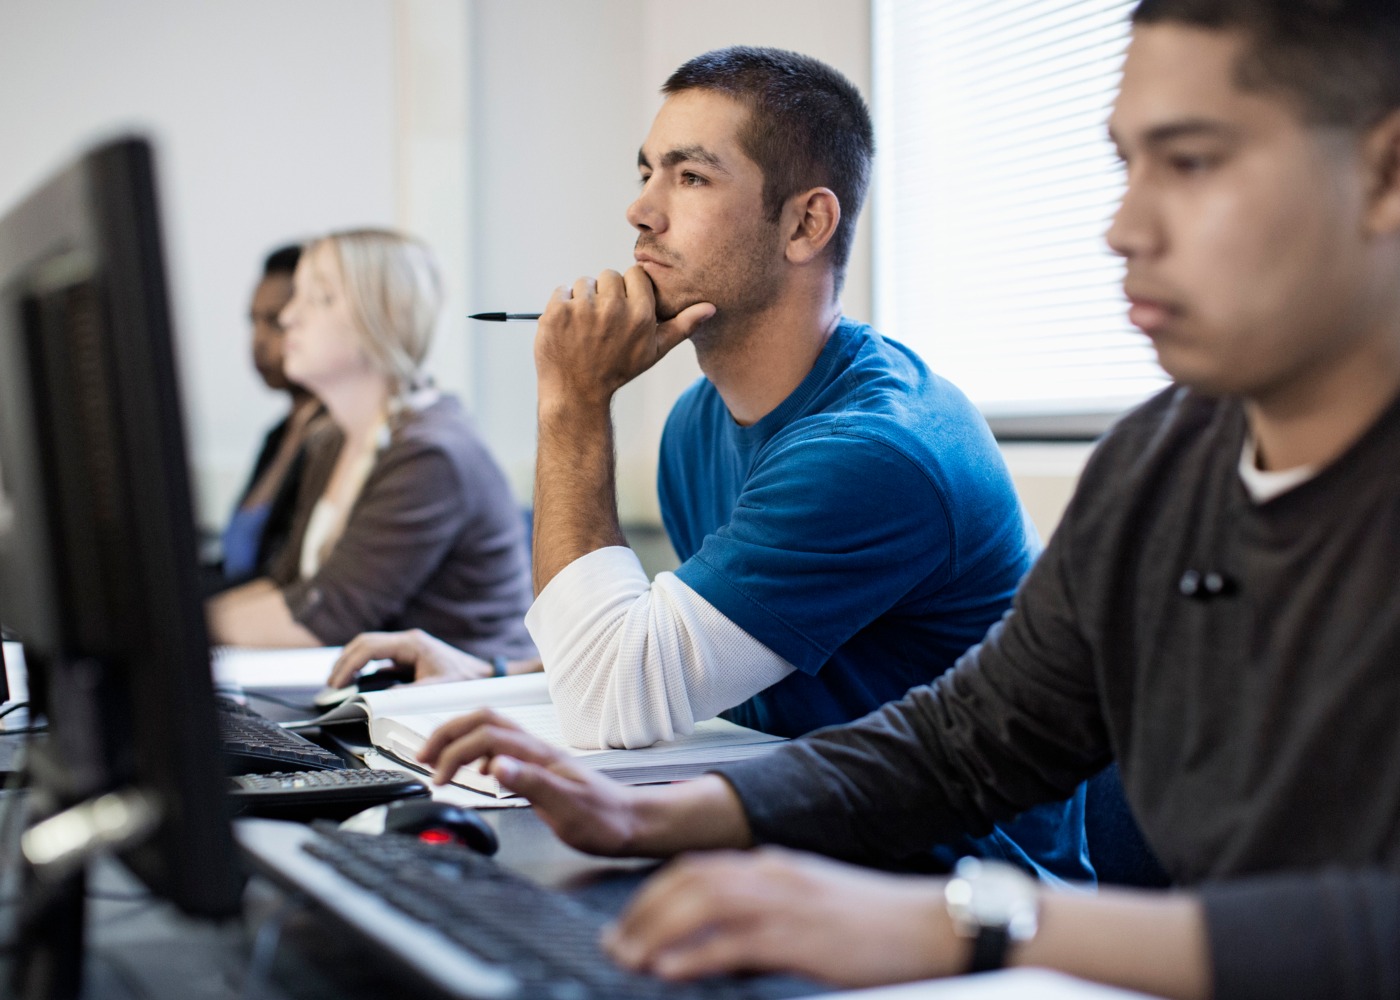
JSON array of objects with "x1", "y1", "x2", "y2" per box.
[
  {"x1": 1001, "y1": 443, "x2": 1092, "y2": 542},
  {"x1": 0, "y1": 0, "x2": 473, "y2": 528}
]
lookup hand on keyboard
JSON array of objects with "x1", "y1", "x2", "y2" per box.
[{"x1": 606, "y1": 846, "x2": 959, "y2": 988}]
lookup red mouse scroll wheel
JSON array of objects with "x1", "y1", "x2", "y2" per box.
[{"x1": 418, "y1": 828, "x2": 454, "y2": 845}]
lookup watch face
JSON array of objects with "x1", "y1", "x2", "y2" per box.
[
  {"x1": 971, "y1": 866, "x2": 1033, "y2": 926},
  {"x1": 947, "y1": 858, "x2": 1039, "y2": 941}
]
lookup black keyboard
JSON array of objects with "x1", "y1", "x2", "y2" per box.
[
  {"x1": 236, "y1": 820, "x2": 791, "y2": 1000},
  {"x1": 215, "y1": 695, "x2": 347, "y2": 773},
  {"x1": 229, "y1": 768, "x2": 429, "y2": 820}
]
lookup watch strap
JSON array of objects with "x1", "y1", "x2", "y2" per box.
[{"x1": 968, "y1": 923, "x2": 1011, "y2": 974}]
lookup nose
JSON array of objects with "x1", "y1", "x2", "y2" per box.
[
  {"x1": 626, "y1": 179, "x2": 665, "y2": 234},
  {"x1": 1105, "y1": 171, "x2": 1159, "y2": 261},
  {"x1": 278, "y1": 300, "x2": 298, "y2": 332}
]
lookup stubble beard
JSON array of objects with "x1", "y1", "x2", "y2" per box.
[{"x1": 639, "y1": 221, "x2": 785, "y2": 355}]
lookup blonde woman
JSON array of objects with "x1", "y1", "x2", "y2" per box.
[{"x1": 207, "y1": 229, "x2": 534, "y2": 663}]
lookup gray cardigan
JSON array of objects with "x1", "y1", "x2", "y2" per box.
[
  {"x1": 272, "y1": 395, "x2": 535, "y2": 659},
  {"x1": 716, "y1": 385, "x2": 1400, "y2": 999}
]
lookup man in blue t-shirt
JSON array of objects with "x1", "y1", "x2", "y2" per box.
[{"x1": 358, "y1": 46, "x2": 1089, "y2": 882}]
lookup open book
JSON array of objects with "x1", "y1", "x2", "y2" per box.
[{"x1": 313, "y1": 673, "x2": 787, "y2": 798}]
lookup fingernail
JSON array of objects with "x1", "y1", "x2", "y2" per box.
[
  {"x1": 493, "y1": 756, "x2": 518, "y2": 782},
  {"x1": 655, "y1": 950, "x2": 686, "y2": 979}
]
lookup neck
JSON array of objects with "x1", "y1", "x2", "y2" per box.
[
  {"x1": 317, "y1": 373, "x2": 391, "y2": 445},
  {"x1": 1246, "y1": 334, "x2": 1400, "y2": 472},
  {"x1": 287, "y1": 389, "x2": 320, "y2": 422},
  {"x1": 696, "y1": 279, "x2": 844, "y2": 427}
]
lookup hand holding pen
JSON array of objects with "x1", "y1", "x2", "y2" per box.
[{"x1": 531, "y1": 266, "x2": 714, "y2": 406}]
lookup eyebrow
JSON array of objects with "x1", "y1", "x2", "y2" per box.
[
  {"x1": 1108, "y1": 118, "x2": 1245, "y2": 153},
  {"x1": 637, "y1": 144, "x2": 730, "y2": 174}
]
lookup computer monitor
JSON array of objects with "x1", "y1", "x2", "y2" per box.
[
  {"x1": 0, "y1": 136, "x2": 242, "y2": 994},
  {"x1": 0, "y1": 611, "x2": 12, "y2": 706}
]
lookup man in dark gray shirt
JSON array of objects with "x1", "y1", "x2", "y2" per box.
[{"x1": 416, "y1": 2, "x2": 1400, "y2": 997}]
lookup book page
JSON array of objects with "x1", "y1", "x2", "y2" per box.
[{"x1": 357, "y1": 672, "x2": 551, "y2": 719}]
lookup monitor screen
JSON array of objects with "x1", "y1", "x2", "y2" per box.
[{"x1": 0, "y1": 136, "x2": 242, "y2": 938}]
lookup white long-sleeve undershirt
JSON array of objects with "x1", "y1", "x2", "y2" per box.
[{"x1": 525, "y1": 546, "x2": 794, "y2": 750}]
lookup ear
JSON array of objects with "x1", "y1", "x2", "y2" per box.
[
  {"x1": 1363, "y1": 108, "x2": 1400, "y2": 235},
  {"x1": 781, "y1": 187, "x2": 841, "y2": 265}
]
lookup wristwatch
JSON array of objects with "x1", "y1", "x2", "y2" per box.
[{"x1": 944, "y1": 857, "x2": 1040, "y2": 974}]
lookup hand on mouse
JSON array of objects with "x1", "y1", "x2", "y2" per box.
[{"x1": 327, "y1": 630, "x2": 541, "y2": 689}]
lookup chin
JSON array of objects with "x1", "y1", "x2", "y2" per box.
[
  {"x1": 652, "y1": 288, "x2": 686, "y2": 323},
  {"x1": 654, "y1": 290, "x2": 713, "y2": 324},
  {"x1": 1158, "y1": 360, "x2": 1241, "y2": 397}
]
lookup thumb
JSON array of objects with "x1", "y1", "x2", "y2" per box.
[{"x1": 656, "y1": 301, "x2": 716, "y2": 355}]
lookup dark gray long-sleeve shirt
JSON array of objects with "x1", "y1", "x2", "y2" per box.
[{"x1": 716, "y1": 385, "x2": 1400, "y2": 999}]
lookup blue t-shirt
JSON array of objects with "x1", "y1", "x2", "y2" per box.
[{"x1": 658, "y1": 318, "x2": 1091, "y2": 883}]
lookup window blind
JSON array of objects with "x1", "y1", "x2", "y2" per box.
[{"x1": 872, "y1": 0, "x2": 1165, "y2": 431}]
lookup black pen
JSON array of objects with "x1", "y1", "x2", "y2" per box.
[{"x1": 468, "y1": 312, "x2": 542, "y2": 322}]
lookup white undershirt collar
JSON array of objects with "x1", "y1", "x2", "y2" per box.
[{"x1": 1238, "y1": 432, "x2": 1318, "y2": 503}]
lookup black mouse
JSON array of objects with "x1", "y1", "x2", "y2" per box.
[
  {"x1": 312, "y1": 663, "x2": 416, "y2": 709},
  {"x1": 354, "y1": 663, "x2": 416, "y2": 693},
  {"x1": 369, "y1": 798, "x2": 499, "y2": 855}
]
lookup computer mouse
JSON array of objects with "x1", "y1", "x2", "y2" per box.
[
  {"x1": 312, "y1": 662, "x2": 415, "y2": 709},
  {"x1": 342, "y1": 798, "x2": 500, "y2": 855}
]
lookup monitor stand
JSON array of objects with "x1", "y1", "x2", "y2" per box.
[
  {"x1": 11, "y1": 861, "x2": 85, "y2": 999},
  {"x1": 9, "y1": 781, "x2": 161, "y2": 1000}
]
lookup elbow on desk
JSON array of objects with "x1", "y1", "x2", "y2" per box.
[{"x1": 546, "y1": 665, "x2": 684, "y2": 751}]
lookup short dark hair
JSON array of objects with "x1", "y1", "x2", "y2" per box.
[
  {"x1": 1132, "y1": 0, "x2": 1400, "y2": 128},
  {"x1": 662, "y1": 46, "x2": 874, "y2": 291},
  {"x1": 261, "y1": 243, "x2": 302, "y2": 278}
]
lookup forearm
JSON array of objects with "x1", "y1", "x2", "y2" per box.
[
  {"x1": 626, "y1": 774, "x2": 754, "y2": 856},
  {"x1": 1017, "y1": 888, "x2": 1209, "y2": 1000},
  {"x1": 533, "y1": 397, "x2": 627, "y2": 594},
  {"x1": 606, "y1": 848, "x2": 1208, "y2": 993},
  {"x1": 206, "y1": 579, "x2": 321, "y2": 647},
  {"x1": 528, "y1": 550, "x2": 794, "y2": 748}
]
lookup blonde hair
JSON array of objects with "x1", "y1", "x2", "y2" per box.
[{"x1": 307, "y1": 228, "x2": 443, "y2": 397}]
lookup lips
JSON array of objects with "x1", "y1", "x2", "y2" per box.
[
  {"x1": 633, "y1": 238, "x2": 677, "y2": 269},
  {"x1": 1122, "y1": 283, "x2": 1181, "y2": 335},
  {"x1": 1127, "y1": 299, "x2": 1174, "y2": 334}
]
